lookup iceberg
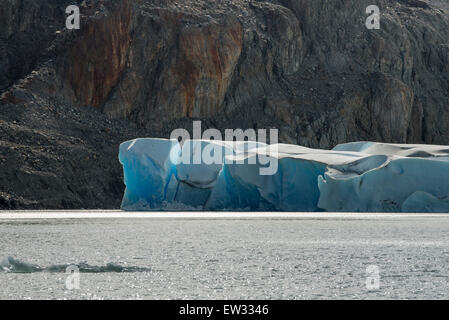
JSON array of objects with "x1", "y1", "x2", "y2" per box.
[
  {"x1": 119, "y1": 139, "x2": 449, "y2": 212},
  {"x1": 402, "y1": 191, "x2": 449, "y2": 213}
]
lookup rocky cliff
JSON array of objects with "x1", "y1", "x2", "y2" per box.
[{"x1": 1, "y1": 0, "x2": 448, "y2": 209}]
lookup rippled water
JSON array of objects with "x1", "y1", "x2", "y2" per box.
[{"x1": 1, "y1": 212, "x2": 449, "y2": 299}]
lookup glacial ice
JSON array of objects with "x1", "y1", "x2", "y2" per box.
[{"x1": 119, "y1": 139, "x2": 449, "y2": 212}]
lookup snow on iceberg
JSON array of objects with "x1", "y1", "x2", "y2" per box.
[{"x1": 119, "y1": 139, "x2": 449, "y2": 212}]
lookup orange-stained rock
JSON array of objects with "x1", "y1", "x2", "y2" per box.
[
  {"x1": 63, "y1": 0, "x2": 131, "y2": 107},
  {"x1": 172, "y1": 18, "x2": 243, "y2": 117}
]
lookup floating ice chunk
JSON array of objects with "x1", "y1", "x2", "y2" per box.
[{"x1": 119, "y1": 139, "x2": 449, "y2": 212}]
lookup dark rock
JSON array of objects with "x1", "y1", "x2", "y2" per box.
[{"x1": 1, "y1": 0, "x2": 449, "y2": 209}]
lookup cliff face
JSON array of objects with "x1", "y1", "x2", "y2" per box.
[
  {"x1": 0, "y1": 0, "x2": 72, "y2": 92},
  {"x1": 1, "y1": 0, "x2": 448, "y2": 208},
  {"x1": 3, "y1": 0, "x2": 448, "y2": 143},
  {"x1": 113, "y1": 14, "x2": 244, "y2": 120},
  {"x1": 82, "y1": 0, "x2": 449, "y2": 146},
  {"x1": 63, "y1": 0, "x2": 132, "y2": 107}
]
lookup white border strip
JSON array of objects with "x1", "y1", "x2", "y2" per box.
[{"x1": 0, "y1": 211, "x2": 447, "y2": 219}]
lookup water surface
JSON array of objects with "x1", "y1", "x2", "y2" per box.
[{"x1": 1, "y1": 211, "x2": 448, "y2": 299}]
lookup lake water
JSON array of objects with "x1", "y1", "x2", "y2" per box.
[{"x1": 1, "y1": 211, "x2": 449, "y2": 300}]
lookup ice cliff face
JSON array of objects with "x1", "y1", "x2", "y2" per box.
[
  {"x1": 319, "y1": 142, "x2": 449, "y2": 212},
  {"x1": 120, "y1": 139, "x2": 449, "y2": 212}
]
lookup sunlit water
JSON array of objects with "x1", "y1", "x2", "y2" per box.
[{"x1": 1, "y1": 211, "x2": 449, "y2": 299}]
